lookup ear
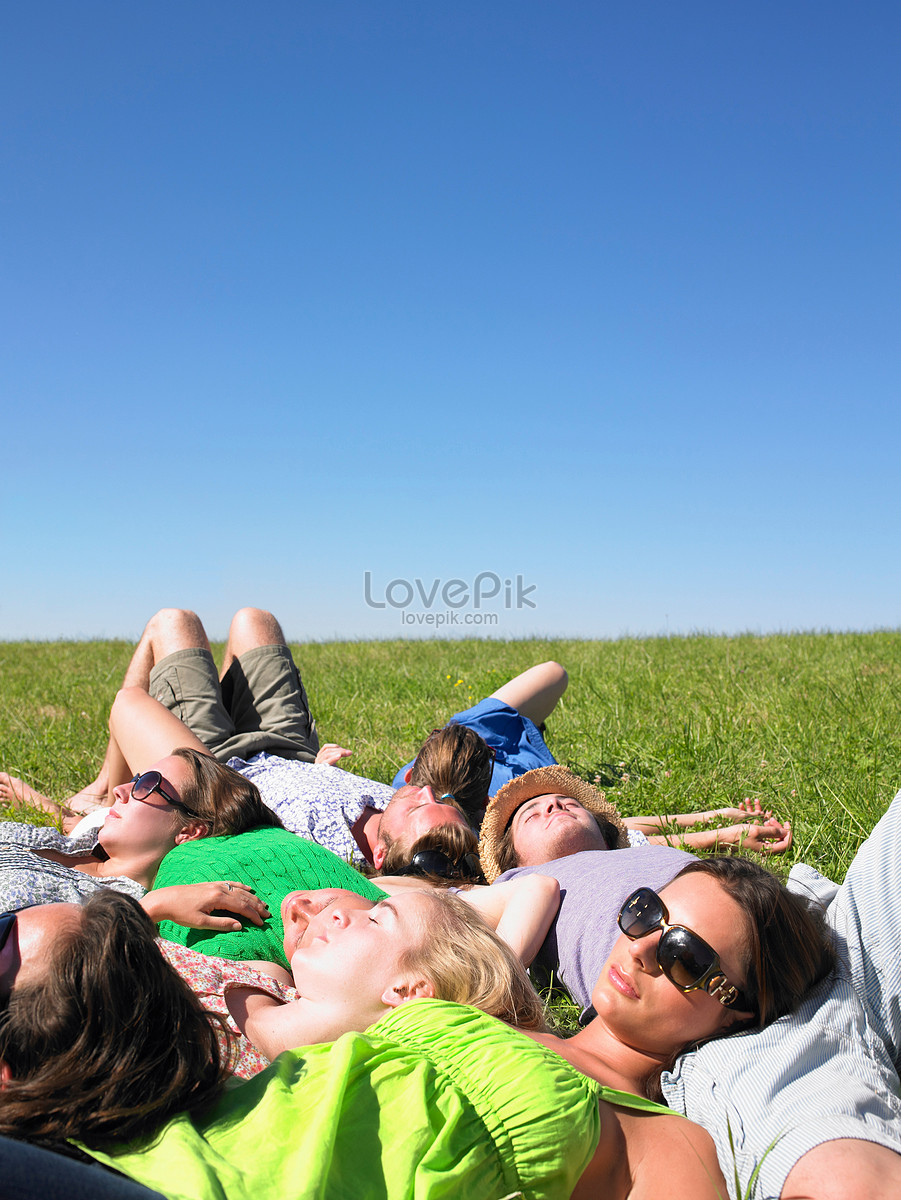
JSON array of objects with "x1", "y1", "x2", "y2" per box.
[
  {"x1": 380, "y1": 978, "x2": 436, "y2": 1009},
  {"x1": 403, "y1": 768, "x2": 413, "y2": 784},
  {"x1": 722, "y1": 1008, "x2": 756, "y2": 1031},
  {"x1": 174, "y1": 820, "x2": 210, "y2": 845},
  {"x1": 372, "y1": 841, "x2": 387, "y2": 871},
  {"x1": 0, "y1": 1061, "x2": 12, "y2": 1088}
]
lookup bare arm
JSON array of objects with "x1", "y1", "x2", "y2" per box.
[
  {"x1": 624, "y1": 798, "x2": 773, "y2": 834},
  {"x1": 456, "y1": 876, "x2": 560, "y2": 964},
  {"x1": 782, "y1": 1139, "x2": 901, "y2": 1200},
  {"x1": 622, "y1": 1109, "x2": 727, "y2": 1200},
  {"x1": 228, "y1": 991, "x2": 371, "y2": 1059},
  {"x1": 376, "y1": 876, "x2": 560, "y2": 963},
  {"x1": 643, "y1": 818, "x2": 792, "y2": 855},
  {"x1": 141, "y1": 882, "x2": 270, "y2": 931}
]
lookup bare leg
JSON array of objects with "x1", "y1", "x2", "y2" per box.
[
  {"x1": 6, "y1": 609, "x2": 213, "y2": 831},
  {"x1": 109, "y1": 687, "x2": 210, "y2": 772},
  {"x1": 490, "y1": 662, "x2": 569, "y2": 725},
  {"x1": 0, "y1": 773, "x2": 62, "y2": 816},
  {"x1": 88, "y1": 608, "x2": 211, "y2": 798},
  {"x1": 220, "y1": 607, "x2": 287, "y2": 676}
]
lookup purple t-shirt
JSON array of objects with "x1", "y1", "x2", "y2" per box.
[{"x1": 498, "y1": 846, "x2": 695, "y2": 1018}]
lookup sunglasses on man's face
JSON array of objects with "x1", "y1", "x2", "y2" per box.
[
  {"x1": 618, "y1": 887, "x2": 753, "y2": 1011},
  {"x1": 0, "y1": 910, "x2": 19, "y2": 1008},
  {"x1": 394, "y1": 849, "x2": 484, "y2": 882},
  {"x1": 129, "y1": 771, "x2": 200, "y2": 819},
  {"x1": 0, "y1": 911, "x2": 18, "y2": 956}
]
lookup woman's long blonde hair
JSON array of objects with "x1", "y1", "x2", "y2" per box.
[{"x1": 398, "y1": 891, "x2": 547, "y2": 1031}]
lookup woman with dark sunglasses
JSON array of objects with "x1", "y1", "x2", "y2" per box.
[
  {"x1": 531, "y1": 856, "x2": 833, "y2": 1060},
  {"x1": 513, "y1": 857, "x2": 836, "y2": 1187},
  {"x1": 0, "y1": 688, "x2": 281, "y2": 930}
]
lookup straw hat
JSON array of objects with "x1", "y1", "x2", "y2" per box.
[{"x1": 478, "y1": 765, "x2": 629, "y2": 883}]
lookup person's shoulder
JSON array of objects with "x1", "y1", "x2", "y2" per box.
[{"x1": 606, "y1": 1104, "x2": 725, "y2": 1200}]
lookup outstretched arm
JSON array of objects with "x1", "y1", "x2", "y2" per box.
[
  {"x1": 624, "y1": 798, "x2": 773, "y2": 834},
  {"x1": 642, "y1": 817, "x2": 792, "y2": 855}
]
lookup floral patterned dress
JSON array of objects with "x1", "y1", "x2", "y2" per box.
[{"x1": 158, "y1": 939, "x2": 299, "y2": 1079}]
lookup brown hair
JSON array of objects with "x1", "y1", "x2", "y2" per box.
[
  {"x1": 398, "y1": 892, "x2": 548, "y2": 1031},
  {"x1": 0, "y1": 891, "x2": 229, "y2": 1151},
  {"x1": 172, "y1": 747, "x2": 283, "y2": 836},
  {"x1": 408, "y1": 724, "x2": 493, "y2": 823},
  {"x1": 377, "y1": 824, "x2": 485, "y2": 885},
  {"x1": 378, "y1": 820, "x2": 479, "y2": 878}
]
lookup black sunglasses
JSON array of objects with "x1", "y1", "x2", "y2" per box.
[
  {"x1": 0, "y1": 911, "x2": 17, "y2": 956},
  {"x1": 394, "y1": 849, "x2": 484, "y2": 882},
  {"x1": 618, "y1": 887, "x2": 753, "y2": 1011},
  {"x1": 130, "y1": 771, "x2": 200, "y2": 819}
]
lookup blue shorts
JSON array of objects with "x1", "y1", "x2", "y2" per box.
[{"x1": 393, "y1": 697, "x2": 557, "y2": 796}]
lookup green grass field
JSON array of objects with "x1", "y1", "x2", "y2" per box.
[{"x1": 2, "y1": 630, "x2": 900, "y2": 883}]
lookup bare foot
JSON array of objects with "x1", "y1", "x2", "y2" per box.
[
  {"x1": 0, "y1": 771, "x2": 110, "y2": 831},
  {"x1": 0, "y1": 772, "x2": 56, "y2": 812}
]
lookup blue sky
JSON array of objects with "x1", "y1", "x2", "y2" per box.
[{"x1": 2, "y1": 2, "x2": 899, "y2": 641}]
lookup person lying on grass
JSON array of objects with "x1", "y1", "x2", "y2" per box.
[
  {"x1": 0, "y1": 855, "x2": 836, "y2": 1200},
  {"x1": 0, "y1": 683, "x2": 278, "y2": 931},
  {"x1": 391, "y1": 658, "x2": 792, "y2": 851},
  {"x1": 485, "y1": 770, "x2": 901, "y2": 1200},
  {"x1": 0, "y1": 890, "x2": 729, "y2": 1200},
  {"x1": 476, "y1": 766, "x2": 790, "y2": 888},
  {"x1": 1, "y1": 607, "x2": 475, "y2": 872}
]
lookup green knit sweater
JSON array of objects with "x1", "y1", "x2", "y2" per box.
[{"x1": 153, "y1": 827, "x2": 385, "y2": 967}]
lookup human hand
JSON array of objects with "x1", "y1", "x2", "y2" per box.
[
  {"x1": 709, "y1": 799, "x2": 775, "y2": 824},
  {"x1": 721, "y1": 819, "x2": 792, "y2": 855},
  {"x1": 315, "y1": 744, "x2": 352, "y2": 767},
  {"x1": 142, "y1": 882, "x2": 270, "y2": 931}
]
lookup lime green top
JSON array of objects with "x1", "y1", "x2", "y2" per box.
[
  {"x1": 153, "y1": 826, "x2": 385, "y2": 967},
  {"x1": 87, "y1": 1000, "x2": 603, "y2": 1200}
]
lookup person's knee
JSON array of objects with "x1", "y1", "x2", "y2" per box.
[
  {"x1": 146, "y1": 607, "x2": 198, "y2": 630},
  {"x1": 230, "y1": 606, "x2": 275, "y2": 629},
  {"x1": 227, "y1": 608, "x2": 284, "y2": 648},
  {"x1": 109, "y1": 685, "x2": 147, "y2": 729},
  {"x1": 140, "y1": 609, "x2": 209, "y2": 663},
  {"x1": 782, "y1": 1139, "x2": 901, "y2": 1200},
  {"x1": 537, "y1": 661, "x2": 568, "y2": 694}
]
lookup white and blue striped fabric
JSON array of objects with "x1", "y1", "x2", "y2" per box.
[{"x1": 662, "y1": 787, "x2": 901, "y2": 1200}]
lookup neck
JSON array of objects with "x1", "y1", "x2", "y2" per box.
[
  {"x1": 97, "y1": 850, "x2": 165, "y2": 890},
  {"x1": 554, "y1": 1018, "x2": 668, "y2": 1096},
  {"x1": 349, "y1": 806, "x2": 382, "y2": 863}
]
